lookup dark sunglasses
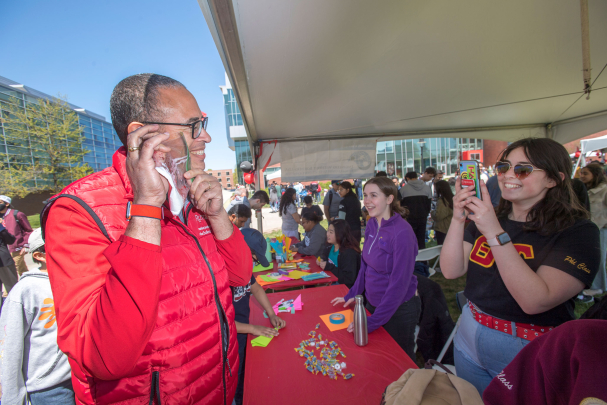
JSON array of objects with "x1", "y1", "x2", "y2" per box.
[
  {"x1": 495, "y1": 161, "x2": 545, "y2": 180},
  {"x1": 142, "y1": 115, "x2": 208, "y2": 139}
]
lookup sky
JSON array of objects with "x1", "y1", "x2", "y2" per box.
[{"x1": 2, "y1": 0, "x2": 235, "y2": 170}]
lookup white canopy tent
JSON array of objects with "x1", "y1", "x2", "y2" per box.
[
  {"x1": 572, "y1": 134, "x2": 607, "y2": 176},
  {"x1": 199, "y1": 0, "x2": 607, "y2": 184},
  {"x1": 266, "y1": 169, "x2": 281, "y2": 180}
]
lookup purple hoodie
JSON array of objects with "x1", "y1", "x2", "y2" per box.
[{"x1": 344, "y1": 214, "x2": 418, "y2": 333}]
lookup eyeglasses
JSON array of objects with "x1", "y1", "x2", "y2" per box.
[
  {"x1": 495, "y1": 161, "x2": 545, "y2": 180},
  {"x1": 142, "y1": 114, "x2": 208, "y2": 139}
]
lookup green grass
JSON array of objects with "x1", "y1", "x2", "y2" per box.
[{"x1": 27, "y1": 214, "x2": 40, "y2": 229}]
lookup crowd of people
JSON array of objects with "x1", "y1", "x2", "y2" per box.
[{"x1": 0, "y1": 72, "x2": 605, "y2": 405}]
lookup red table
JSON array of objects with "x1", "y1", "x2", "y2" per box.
[
  {"x1": 255, "y1": 254, "x2": 338, "y2": 291},
  {"x1": 244, "y1": 285, "x2": 417, "y2": 405}
]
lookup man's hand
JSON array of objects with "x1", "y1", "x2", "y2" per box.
[
  {"x1": 251, "y1": 324, "x2": 280, "y2": 338},
  {"x1": 269, "y1": 314, "x2": 286, "y2": 330},
  {"x1": 187, "y1": 171, "x2": 224, "y2": 218},
  {"x1": 125, "y1": 124, "x2": 170, "y2": 207},
  {"x1": 290, "y1": 246, "x2": 299, "y2": 252},
  {"x1": 20, "y1": 249, "x2": 27, "y2": 256}
]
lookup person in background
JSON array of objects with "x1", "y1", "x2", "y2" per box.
[
  {"x1": 332, "y1": 177, "x2": 420, "y2": 360},
  {"x1": 0, "y1": 228, "x2": 75, "y2": 404},
  {"x1": 441, "y1": 137, "x2": 600, "y2": 395},
  {"x1": 228, "y1": 204, "x2": 253, "y2": 229},
  {"x1": 400, "y1": 171, "x2": 433, "y2": 249},
  {"x1": 300, "y1": 196, "x2": 323, "y2": 222},
  {"x1": 419, "y1": 167, "x2": 437, "y2": 184},
  {"x1": 323, "y1": 180, "x2": 343, "y2": 223},
  {"x1": 485, "y1": 174, "x2": 502, "y2": 207},
  {"x1": 391, "y1": 177, "x2": 400, "y2": 190},
  {"x1": 0, "y1": 195, "x2": 33, "y2": 277},
  {"x1": 337, "y1": 181, "x2": 363, "y2": 243},
  {"x1": 579, "y1": 163, "x2": 607, "y2": 297},
  {"x1": 319, "y1": 220, "x2": 361, "y2": 288},
  {"x1": 269, "y1": 183, "x2": 279, "y2": 213},
  {"x1": 0, "y1": 214, "x2": 18, "y2": 294},
  {"x1": 354, "y1": 179, "x2": 363, "y2": 200},
  {"x1": 231, "y1": 228, "x2": 286, "y2": 405},
  {"x1": 310, "y1": 181, "x2": 319, "y2": 203},
  {"x1": 227, "y1": 190, "x2": 269, "y2": 229},
  {"x1": 375, "y1": 171, "x2": 388, "y2": 177},
  {"x1": 571, "y1": 178, "x2": 590, "y2": 211},
  {"x1": 291, "y1": 211, "x2": 327, "y2": 257},
  {"x1": 435, "y1": 171, "x2": 444, "y2": 181},
  {"x1": 431, "y1": 180, "x2": 454, "y2": 245},
  {"x1": 298, "y1": 186, "x2": 308, "y2": 207},
  {"x1": 279, "y1": 188, "x2": 301, "y2": 239}
]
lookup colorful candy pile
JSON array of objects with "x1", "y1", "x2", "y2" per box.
[{"x1": 294, "y1": 323, "x2": 354, "y2": 380}]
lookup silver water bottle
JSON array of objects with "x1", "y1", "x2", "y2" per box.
[{"x1": 353, "y1": 295, "x2": 368, "y2": 346}]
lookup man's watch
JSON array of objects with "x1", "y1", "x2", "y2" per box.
[
  {"x1": 486, "y1": 232, "x2": 511, "y2": 247},
  {"x1": 126, "y1": 201, "x2": 164, "y2": 220}
]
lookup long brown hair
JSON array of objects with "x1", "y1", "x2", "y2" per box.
[
  {"x1": 330, "y1": 219, "x2": 361, "y2": 253},
  {"x1": 495, "y1": 138, "x2": 588, "y2": 235},
  {"x1": 279, "y1": 188, "x2": 296, "y2": 217},
  {"x1": 363, "y1": 177, "x2": 408, "y2": 219},
  {"x1": 582, "y1": 163, "x2": 607, "y2": 190},
  {"x1": 434, "y1": 180, "x2": 454, "y2": 209}
]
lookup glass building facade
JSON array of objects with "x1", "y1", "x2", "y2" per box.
[
  {"x1": 221, "y1": 74, "x2": 250, "y2": 185},
  {"x1": 0, "y1": 76, "x2": 120, "y2": 185},
  {"x1": 376, "y1": 138, "x2": 483, "y2": 177}
]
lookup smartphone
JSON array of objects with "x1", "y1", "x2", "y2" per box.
[{"x1": 459, "y1": 160, "x2": 482, "y2": 200}]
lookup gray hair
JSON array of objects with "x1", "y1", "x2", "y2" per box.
[{"x1": 110, "y1": 74, "x2": 185, "y2": 146}]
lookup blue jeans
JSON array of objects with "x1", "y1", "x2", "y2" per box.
[
  {"x1": 453, "y1": 304, "x2": 528, "y2": 395},
  {"x1": 591, "y1": 227, "x2": 607, "y2": 291},
  {"x1": 29, "y1": 379, "x2": 75, "y2": 405}
]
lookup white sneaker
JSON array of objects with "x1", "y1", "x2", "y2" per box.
[{"x1": 583, "y1": 289, "x2": 603, "y2": 296}]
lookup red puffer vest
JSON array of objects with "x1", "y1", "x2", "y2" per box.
[{"x1": 43, "y1": 149, "x2": 239, "y2": 404}]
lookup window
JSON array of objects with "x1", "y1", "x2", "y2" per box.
[
  {"x1": 226, "y1": 171, "x2": 230, "y2": 175},
  {"x1": 217, "y1": 172, "x2": 221, "y2": 177},
  {"x1": 470, "y1": 153, "x2": 481, "y2": 160}
]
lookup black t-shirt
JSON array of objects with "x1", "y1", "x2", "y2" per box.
[
  {"x1": 301, "y1": 205, "x2": 324, "y2": 220},
  {"x1": 464, "y1": 218, "x2": 600, "y2": 326},
  {"x1": 338, "y1": 193, "x2": 362, "y2": 231},
  {"x1": 231, "y1": 275, "x2": 256, "y2": 325}
]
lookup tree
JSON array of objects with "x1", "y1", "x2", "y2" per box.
[
  {"x1": 0, "y1": 94, "x2": 93, "y2": 196},
  {"x1": 233, "y1": 165, "x2": 238, "y2": 186}
]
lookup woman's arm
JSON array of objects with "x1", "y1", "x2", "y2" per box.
[{"x1": 440, "y1": 178, "x2": 476, "y2": 279}]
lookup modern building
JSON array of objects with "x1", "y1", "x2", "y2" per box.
[
  {"x1": 0, "y1": 75, "x2": 121, "y2": 184},
  {"x1": 220, "y1": 73, "x2": 250, "y2": 185},
  {"x1": 208, "y1": 168, "x2": 234, "y2": 190}
]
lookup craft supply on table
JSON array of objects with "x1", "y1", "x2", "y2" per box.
[
  {"x1": 301, "y1": 271, "x2": 330, "y2": 281},
  {"x1": 279, "y1": 263, "x2": 298, "y2": 270},
  {"x1": 319, "y1": 310, "x2": 354, "y2": 332},
  {"x1": 267, "y1": 294, "x2": 303, "y2": 316},
  {"x1": 329, "y1": 314, "x2": 345, "y2": 324},
  {"x1": 251, "y1": 335, "x2": 273, "y2": 347},
  {"x1": 287, "y1": 270, "x2": 310, "y2": 280},
  {"x1": 294, "y1": 323, "x2": 354, "y2": 381},
  {"x1": 253, "y1": 262, "x2": 274, "y2": 272}
]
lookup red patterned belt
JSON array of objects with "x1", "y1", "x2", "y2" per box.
[{"x1": 469, "y1": 302, "x2": 554, "y2": 342}]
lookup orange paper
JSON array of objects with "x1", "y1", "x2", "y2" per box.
[
  {"x1": 255, "y1": 276, "x2": 282, "y2": 287},
  {"x1": 319, "y1": 309, "x2": 354, "y2": 332}
]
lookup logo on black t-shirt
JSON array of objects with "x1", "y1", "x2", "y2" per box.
[{"x1": 470, "y1": 235, "x2": 534, "y2": 268}]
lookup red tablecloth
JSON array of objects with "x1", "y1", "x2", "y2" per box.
[
  {"x1": 256, "y1": 254, "x2": 337, "y2": 291},
  {"x1": 244, "y1": 285, "x2": 417, "y2": 405}
]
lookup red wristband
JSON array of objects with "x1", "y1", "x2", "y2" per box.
[{"x1": 126, "y1": 201, "x2": 163, "y2": 220}]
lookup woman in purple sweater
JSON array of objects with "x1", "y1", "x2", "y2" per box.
[{"x1": 331, "y1": 177, "x2": 420, "y2": 360}]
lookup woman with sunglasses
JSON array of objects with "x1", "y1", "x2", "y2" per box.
[
  {"x1": 579, "y1": 163, "x2": 607, "y2": 297},
  {"x1": 441, "y1": 138, "x2": 600, "y2": 395}
]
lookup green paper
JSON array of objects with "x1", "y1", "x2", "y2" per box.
[
  {"x1": 180, "y1": 132, "x2": 191, "y2": 172},
  {"x1": 251, "y1": 335, "x2": 273, "y2": 347},
  {"x1": 253, "y1": 262, "x2": 274, "y2": 272},
  {"x1": 260, "y1": 275, "x2": 278, "y2": 282}
]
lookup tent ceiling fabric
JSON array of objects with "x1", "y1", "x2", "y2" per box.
[{"x1": 200, "y1": 0, "x2": 607, "y2": 152}]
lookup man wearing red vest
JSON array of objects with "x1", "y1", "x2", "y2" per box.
[{"x1": 44, "y1": 74, "x2": 252, "y2": 404}]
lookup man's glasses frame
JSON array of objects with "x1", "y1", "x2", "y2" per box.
[
  {"x1": 142, "y1": 116, "x2": 208, "y2": 139},
  {"x1": 495, "y1": 161, "x2": 545, "y2": 180}
]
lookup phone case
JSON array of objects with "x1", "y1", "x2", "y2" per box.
[{"x1": 459, "y1": 160, "x2": 482, "y2": 200}]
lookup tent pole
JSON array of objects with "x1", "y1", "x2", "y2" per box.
[
  {"x1": 572, "y1": 155, "x2": 582, "y2": 179},
  {"x1": 580, "y1": 0, "x2": 592, "y2": 98},
  {"x1": 254, "y1": 144, "x2": 263, "y2": 233}
]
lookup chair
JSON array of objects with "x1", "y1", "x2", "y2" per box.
[
  {"x1": 415, "y1": 245, "x2": 443, "y2": 276},
  {"x1": 434, "y1": 291, "x2": 467, "y2": 375}
]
